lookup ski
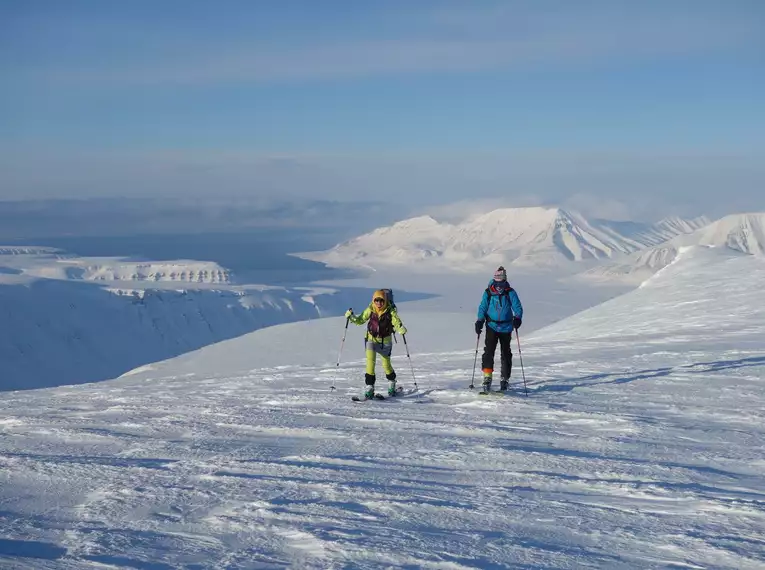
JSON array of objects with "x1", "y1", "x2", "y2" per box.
[
  {"x1": 477, "y1": 389, "x2": 513, "y2": 396},
  {"x1": 352, "y1": 393, "x2": 386, "y2": 402},
  {"x1": 351, "y1": 386, "x2": 408, "y2": 402}
]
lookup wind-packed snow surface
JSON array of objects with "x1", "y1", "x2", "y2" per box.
[{"x1": 1, "y1": 247, "x2": 764, "y2": 569}]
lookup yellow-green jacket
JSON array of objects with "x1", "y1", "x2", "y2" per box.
[{"x1": 348, "y1": 305, "x2": 407, "y2": 343}]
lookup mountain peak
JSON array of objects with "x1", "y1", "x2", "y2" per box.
[
  {"x1": 390, "y1": 215, "x2": 440, "y2": 228},
  {"x1": 697, "y1": 212, "x2": 765, "y2": 254}
]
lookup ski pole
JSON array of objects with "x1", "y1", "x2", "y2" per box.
[
  {"x1": 331, "y1": 309, "x2": 352, "y2": 392},
  {"x1": 515, "y1": 331, "x2": 528, "y2": 397},
  {"x1": 469, "y1": 331, "x2": 481, "y2": 389},
  {"x1": 401, "y1": 334, "x2": 420, "y2": 393}
]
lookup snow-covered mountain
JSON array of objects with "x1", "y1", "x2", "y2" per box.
[
  {"x1": 582, "y1": 213, "x2": 765, "y2": 284},
  {"x1": 1, "y1": 246, "x2": 762, "y2": 569},
  {"x1": 297, "y1": 207, "x2": 709, "y2": 271}
]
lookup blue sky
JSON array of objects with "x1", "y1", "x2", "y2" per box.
[{"x1": 1, "y1": 0, "x2": 764, "y2": 220}]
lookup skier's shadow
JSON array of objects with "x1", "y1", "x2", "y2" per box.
[{"x1": 533, "y1": 355, "x2": 765, "y2": 394}]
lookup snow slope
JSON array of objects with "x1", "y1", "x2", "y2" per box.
[
  {"x1": 298, "y1": 207, "x2": 709, "y2": 271},
  {"x1": 0, "y1": 279, "x2": 338, "y2": 391},
  {"x1": 0, "y1": 250, "x2": 419, "y2": 391},
  {"x1": 1, "y1": 247, "x2": 763, "y2": 569}
]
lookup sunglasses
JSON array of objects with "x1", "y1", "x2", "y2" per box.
[{"x1": 373, "y1": 298, "x2": 385, "y2": 303}]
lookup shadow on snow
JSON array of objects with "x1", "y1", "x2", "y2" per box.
[{"x1": 532, "y1": 356, "x2": 765, "y2": 394}]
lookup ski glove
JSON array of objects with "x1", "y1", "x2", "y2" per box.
[
  {"x1": 398, "y1": 326, "x2": 407, "y2": 335},
  {"x1": 475, "y1": 320, "x2": 484, "y2": 335},
  {"x1": 344, "y1": 309, "x2": 353, "y2": 318},
  {"x1": 513, "y1": 317, "x2": 522, "y2": 330}
]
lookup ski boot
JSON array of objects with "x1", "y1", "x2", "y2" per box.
[
  {"x1": 386, "y1": 372, "x2": 397, "y2": 397},
  {"x1": 499, "y1": 379, "x2": 509, "y2": 391},
  {"x1": 481, "y1": 371, "x2": 493, "y2": 394},
  {"x1": 364, "y1": 373, "x2": 376, "y2": 400}
]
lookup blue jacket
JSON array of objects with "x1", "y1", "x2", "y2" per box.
[{"x1": 477, "y1": 280, "x2": 523, "y2": 333}]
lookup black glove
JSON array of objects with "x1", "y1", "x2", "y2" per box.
[
  {"x1": 513, "y1": 317, "x2": 522, "y2": 330},
  {"x1": 475, "y1": 320, "x2": 484, "y2": 335}
]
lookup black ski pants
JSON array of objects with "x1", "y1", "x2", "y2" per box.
[{"x1": 481, "y1": 326, "x2": 512, "y2": 379}]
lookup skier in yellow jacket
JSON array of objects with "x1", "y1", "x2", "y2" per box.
[{"x1": 345, "y1": 290, "x2": 407, "y2": 399}]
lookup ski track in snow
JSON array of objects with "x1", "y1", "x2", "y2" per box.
[{"x1": 1, "y1": 252, "x2": 764, "y2": 569}]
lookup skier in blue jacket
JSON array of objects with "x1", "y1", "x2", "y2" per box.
[{"x1": 475, "y1": 266, "x2": 523, "y2": 392}]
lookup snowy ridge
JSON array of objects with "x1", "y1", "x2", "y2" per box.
[
  {"x1": 0, "y1": 250, "x2": 233, "y2": 285},
  {"x1": 695, "y1": 212, "x2": 765, "y2": 254},
  {"x1": 635, "y1": 216, "x2": 711, "y2": 246},
  {"x1": 22, "y1": 258, "x2": 231, "y2": 284},
  {"x1": 0, "y1": 246, "x2": 61, "y2": 255},
  {"x1": 581, "y1": 213, "x2": 765, "y2": 284},
  {"x1": 297, "y1": 207, "x2": 709, "y2": 271},
  {"x1": 653, "y1": 215, "x2": 711, "y2": 238},
  {"x1": 0, "y1": 247, "x2": 763, "y2": 568},
  {"x1": 80, "y1": 260, "x2": 232, "y2": 283}
]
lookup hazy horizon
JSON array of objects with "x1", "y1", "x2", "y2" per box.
[{"x1": 2, "y1": 1, "x2": 763, "y2": 221}]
